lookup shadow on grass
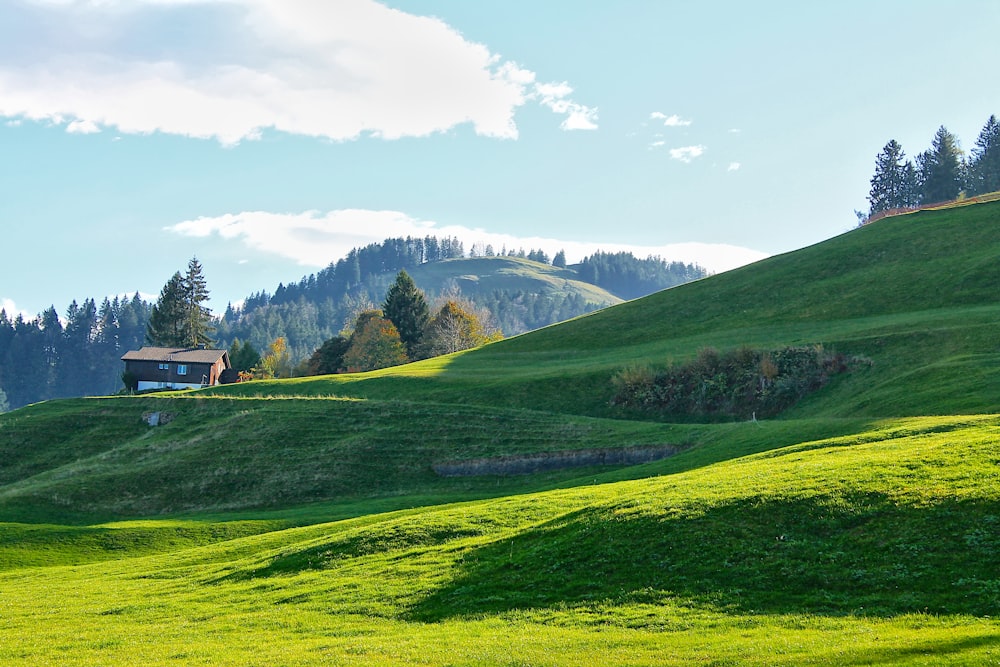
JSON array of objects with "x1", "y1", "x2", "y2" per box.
[{"x1": 407, "y1": 494, "x2": 1000, "y2": 621}]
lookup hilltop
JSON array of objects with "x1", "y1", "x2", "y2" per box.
[{"x1": 1, "y1": 200, "x2": 999, "y2": 664}]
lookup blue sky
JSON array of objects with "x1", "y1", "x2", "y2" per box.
[{"x1": 2, "y1": 0, "x2": 999, "y2": 318}]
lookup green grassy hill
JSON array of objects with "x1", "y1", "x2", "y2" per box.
[
  {"x1": 2, "y1": 201, "x2": 1000, "y2": 664},
  {"x1": 407, "y1": 255, "x2": 623, "y2": 306}
]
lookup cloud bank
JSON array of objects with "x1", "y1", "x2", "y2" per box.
[
  {"x1": 0, "y1": 0, "x2": 596, "y2": 144},
  {"x1": 166, "y1": 209, "x2": 767, "y2": 275}
]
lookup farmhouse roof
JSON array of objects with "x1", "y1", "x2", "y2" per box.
[{"x1": 121, "y1": 346, "x2": 229, "y2": 365}]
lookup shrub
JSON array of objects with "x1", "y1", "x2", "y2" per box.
[{"x1": 612, "y1": 345, "x2": 864, "y2": 420}]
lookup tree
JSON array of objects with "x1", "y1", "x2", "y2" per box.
[
  {"x1": 306, "y1": 335, "x2": 350, "y2": 375},
  {"x1": 552, "y1": 249, "x2": 567, "y2": 268},
  {"x1": 258, "y1": 337, "x2": 292, "y2": 379},
  {"x1": 382, "y1": 271, "x2": 429, "y2": 360},
  {"x1": 228, "y1": 338, "x2": 261, "y2": 373},
  {"x1": 146, "y1": 272, "x2": 187, "y2": 346},
  {"x1": 342, "y1": 311, "x2": 408, "y2": 372},
  {"x1": 420, "y1": 300, "x2": 502, "y2": 357},
  {"x1": 917, "y1": 126, "x2": 964, "y2": 204},
  {"x1": 968, "y1": 115, "x2": 1000, "y2": 196},
  {"x1": 181, "y1": 257, "x2": 214, "y2": 348},
  {"x1": 146, "y1": 258, "x2": 214, "y2": 348},
  {"x1": 868, "y1": 140, "x2": 918, "y2": 215}
]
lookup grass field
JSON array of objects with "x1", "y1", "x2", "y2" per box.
[{"x1": 2, "y1": 201, "x2": 1000, "y2": 664}]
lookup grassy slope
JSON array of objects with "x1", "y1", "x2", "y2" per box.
[
  {"x1": 408, "y1": 255, "x2": 623, "y2": 306},
  {"x1": 2, "y1": 202, "x2": 1000, "y2": 663},
  {"x1": 207, "y1": 201, "x2": 1000, "y2": 420},
  {"x1": 1, "y1": 414, "x2": 997, "y2": 665}
]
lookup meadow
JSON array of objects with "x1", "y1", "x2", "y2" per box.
[{"x1": 2, "y1": 201, "x2": 1000, "y2": 664}]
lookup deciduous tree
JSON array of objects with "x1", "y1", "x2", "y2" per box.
[
  {"x1": 420, "y1": 300, "x2": 501, "y2": 357},
  {"x1": 306, "y1": 335, "x2": 350, "y2": 375},
  {"x1": 342, "y1": 311, "x2": 408, "y2": 372}
]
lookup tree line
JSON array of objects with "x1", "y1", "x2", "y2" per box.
[
  {"x1": 864, "y1": 115, "x2": 1000, "y2": 219},
  {"x1": 0, "y1": 238, "x2": 706, "y2": 410},
  {"x1": 0, "y1": 294, "x2": 150, "y2": 410}
]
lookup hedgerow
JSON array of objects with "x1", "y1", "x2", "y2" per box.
[{"x1": 612, "y1": 345, "x2": 867, "y2": 420}]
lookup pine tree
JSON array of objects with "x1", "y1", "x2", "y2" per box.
[
  {"x1": 968, "y1": 115, "x2": 1000, "y2": 196},
  {"x1": 868, "y1": 140, "x2": 918, "y2": 215},
  {"x1": 553, "y1": 249, "x2": 567, "y2": 268},
  {"x1": 382, "y1": 271, "x2": 429, "y2": 359},
  {"x1": 917, "y1": 126, "x2": 964, "y2": 204}
]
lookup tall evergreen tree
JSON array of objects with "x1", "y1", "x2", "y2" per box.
[
  {"x1": 968, "y1": 114, "x2": 1000, "y2": 196},
  {"x1": 382, "y1": 270, "x2": 429, "y2": 359},
  {"x1": 146, "y1": 272, "x2": 187, "y2": 347},
  {"x1": 868, "y1": 140, "x2": 919, "y2": 215},
  {"x1": 181, "y1": 257, "x2": 214, "y2": 347},
  {"x1": 146, "y1": 258, "x2": 214, "y2": 348},
  {"x1": 917, "y1": 126, "x2": 964, "y2": 204}
]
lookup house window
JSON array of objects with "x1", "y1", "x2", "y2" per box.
[
  {"x1": 177, "y1": 364, "x2": 188, "y2": 375},
  {"x1": 158, "y1": 363, "x2": 169, "y2": 370}
]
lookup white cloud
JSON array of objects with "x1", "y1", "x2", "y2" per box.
[
  {"x1": 648, "y1": 140, "x2": 665, "y2": 149},
  {"x1": 727, "y1": 162, "x2": 741, "y2": 171},
  {"x1": 536, "y1": 82, "x2": 598, "y2": 131},
  {"x1": 0, "y1": 0, "x2": 595, "y2": 144},
  {"x1": 650, "y1": 112, "x2": 691, "y2": 127},
  {"x1": 1, "y1": 298, "x2": 31, "y2": 320},
  {"x1": 66, "y1": 119, "x2": 100, "y2": 134},
  {"x1": 166, "y1": 209, "x2": 767, "y2": 275},
  {"x1": 669, "y1": 145, "x2": 706, "y2": 163}
]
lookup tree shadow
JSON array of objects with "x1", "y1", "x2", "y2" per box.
[{"x1": 408, "y1": 494, "x2": 1000, "y2": 621}]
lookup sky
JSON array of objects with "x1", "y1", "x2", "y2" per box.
[{"x1": 2, "y1": 0, "x2": 999, "y2": 319}]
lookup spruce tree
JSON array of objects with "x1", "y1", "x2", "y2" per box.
[
  {"x1": 181, "y1": 257, "x2": 214, "y2": 348},
  {"x1": 917, "y1": 126, "x2": 964, "y2": 204},
  {"x1": 868, "y1": 140, "x2": 918, "y2": 215},
  {"x1": 146, "y1": 272, "x2": 187, "y2": 347},
  {"x1": 382, "y1": 270, "x2": 429, "y2": 359},
  {"x1": 146, "y1": 258, "x2": 214, "y2": 348},
  {"x1": 968, "y1": 115, "x2": 1000, "y2": 196}
]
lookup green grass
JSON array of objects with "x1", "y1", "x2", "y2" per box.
[
  {"x1": 3, "y1": 200, "x2": 1000, "y2": 663},
  {"x1": 1, "y1": 415, "x2": 998, "y2": 664}
]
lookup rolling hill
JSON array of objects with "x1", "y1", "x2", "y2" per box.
[{"x1": 1, "y1": 200, "x2": 999, "y2": 664}]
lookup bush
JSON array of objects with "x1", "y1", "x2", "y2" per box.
[{"x1": 612, "y1": 345, "x2": 864, "y2": 420}]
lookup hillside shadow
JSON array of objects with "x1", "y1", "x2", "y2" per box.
[{"x1": 408, "y1": 494, "x2": 1000, "y2": 621}]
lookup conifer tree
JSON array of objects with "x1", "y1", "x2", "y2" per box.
[
  {"x1": 181, "y1": 257, "x2": 214, "y2": 348},
  {"x1": 146, "y1": 272, "x2": 187, "y2": 347},
  {"x1": 917, "y1": 126, "x2": 964, "y2": 204},
  {"x1": 868, "y1": 140, "x2": 918, "y2": 215},
  {"x1": 146, "y1": 258, "x2": 214, "y2": 348},
  {"x1": 382, "y1": 271, "x2": 429, "y2": 359},
  {"x1": 968, "y1": 115, "x2": 1000, "y2": 196}
]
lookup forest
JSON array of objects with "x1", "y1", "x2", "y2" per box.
[{"x1": 0, "y1": 237, "x2": 705, "y2": 411}]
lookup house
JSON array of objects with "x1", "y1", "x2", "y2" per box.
[{"x1": 121, "y1": 346, "x2": 232, "y2": 391}]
